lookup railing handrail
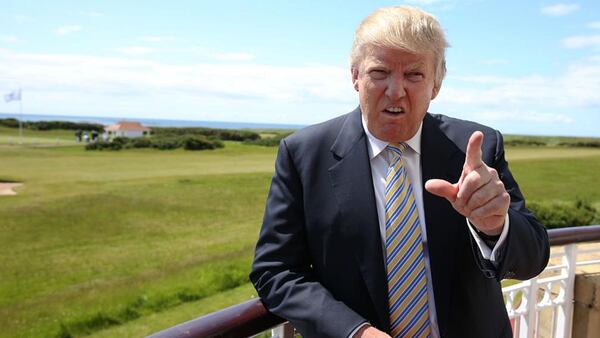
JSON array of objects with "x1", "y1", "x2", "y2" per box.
[
  {"x1": 147, "y1": 298, "x2": 284, "y2": 338},
  {"x1": 147, "y1": 225, "x2": 600, "y2": 338},
  {"x1": 547, "y1": 225, "x2": 600, "y2": 246}
]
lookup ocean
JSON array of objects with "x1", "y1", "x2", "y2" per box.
[{"x1": 0, "y1": 113, "x2": 305, "y2": 130}]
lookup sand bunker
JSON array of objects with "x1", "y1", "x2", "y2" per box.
[{"x1": 0, "y1": 183, "x2": 23, "y2": 196}]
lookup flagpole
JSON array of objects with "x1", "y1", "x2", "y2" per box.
[{"x1": 18, "y1": 88, "x2": 23, "y2": 144}]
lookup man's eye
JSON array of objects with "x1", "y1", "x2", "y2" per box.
[
  {"x1": 369, "y1": 70, "x2": 388, "y2": 79},
  {"x1": 406, "y1": 72, "x2": 424, "y2": 81}
]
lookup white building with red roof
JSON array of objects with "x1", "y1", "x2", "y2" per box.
[{"x1": 104, "y1": 121, "x2": 151, "y2": 138}]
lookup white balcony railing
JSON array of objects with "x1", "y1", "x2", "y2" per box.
[{"x1": 504, "y1": 242, "x2": 600, "y2": 338}]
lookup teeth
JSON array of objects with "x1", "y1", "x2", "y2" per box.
[{"x1": 386, "y1": 107, "x2": 403, "y2": 113}]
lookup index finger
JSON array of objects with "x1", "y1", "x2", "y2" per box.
[{"x1": 465, "y1": 131, "x2": 484, "y2": 171}]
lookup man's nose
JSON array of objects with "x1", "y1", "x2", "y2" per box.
[{"x1": 385, "y1": 76, "x2": 406, "y2": 101}]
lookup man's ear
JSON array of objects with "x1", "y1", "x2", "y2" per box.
[
  {"x1": 431, "y1": 84, "x2": 440, "y2": 100},
  {"x1": 351, "y1": 67, "x2": 359, "y2": 92}
]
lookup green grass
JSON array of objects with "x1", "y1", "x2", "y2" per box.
[
  {"x1": 0, "y1": 140, "x2": 277, "y2": 338},
  {"x1": 86, "y1": 283, "x2": 261, "y2": 338},
  {"x1": 506, "y1": 147, "x2": 600, "y2": 208},
  {"x1": 0, "y1": 125, "x2": 78, "y2": 146},
  {"x1": 0, "y1": 131, "x2": 599, "y2": 337}
]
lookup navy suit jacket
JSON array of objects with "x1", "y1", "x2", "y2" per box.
[{"x1": 250, "y1": 108, "x2": 549, "y2": 338}]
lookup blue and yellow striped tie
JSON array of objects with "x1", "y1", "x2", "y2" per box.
[{"x1": 385, "y1": 143, "x2": 431, "y2": 338}]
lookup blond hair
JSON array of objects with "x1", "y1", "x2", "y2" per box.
[{"x1": 350, "y1": 6, "x2": 450, "y2": 87}]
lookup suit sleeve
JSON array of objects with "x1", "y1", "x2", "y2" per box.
[
  {"x1": 473, "y1": 130, "x2": 550, "y2": 281},
  {"x1": 250, "y1": 139, "x2": 366, "y2": 338}
]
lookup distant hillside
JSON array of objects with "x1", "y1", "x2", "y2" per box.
[{"x1": 504, "y1": 135, "x2": 600, "y2": 148}]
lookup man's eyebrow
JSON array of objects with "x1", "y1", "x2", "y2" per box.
[{"x1": 404, "y1": 62, "x2": 426, "y2": 70}]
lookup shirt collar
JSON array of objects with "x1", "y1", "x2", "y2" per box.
[{"x1": 361, "y1": 115, "x2": 422, "y2": 160}]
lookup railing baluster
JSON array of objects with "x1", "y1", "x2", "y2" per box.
[
  {"x1": 555, "y1": 244, "x2": 577, "y2": 338},
  {"x1": 519, "y1": 277, "x2": 538, "y2": 337},
  {"x1": 271, "y1": 322, "x2": 294, "y2": 338}
]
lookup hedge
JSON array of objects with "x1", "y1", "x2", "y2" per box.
[
  {"x1": 528, "y1": 200, "x2": 598, "y2": 229},
  {"x1": 183, "y1": 136, "x2": 224, "y2": 150},
  {"x1": 152, "y1": 127, "x2": 259, "y2": 142},
  {"x1": 85, "y1": 135, "x2": 223, "y2": 151},
  {"x1": 0, "y1": 118, "x2": 103, "y2": 132},
  {"x1": 243, "y1": 132, "x2": 293, "y2": 147}
]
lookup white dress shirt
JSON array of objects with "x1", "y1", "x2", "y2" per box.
[{"x1": 351, "y1": 117, "x2": 510, "y2": 338}]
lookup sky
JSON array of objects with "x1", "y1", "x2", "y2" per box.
[{"x1": 1, "y1": 0, "x2": 599, "y2": 136}]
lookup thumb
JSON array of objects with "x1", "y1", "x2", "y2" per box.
[{"x1": 425, "y1": 179, "x2": 458, "y2": 202}]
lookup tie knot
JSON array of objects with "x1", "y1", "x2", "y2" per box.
[{"x1": 387, "y1": 143, "x2": 407, "y2": 159}]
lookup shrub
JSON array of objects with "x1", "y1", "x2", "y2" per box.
[
  {"x1": 151, "y1": 137, "x2": 182, "y2": 150},
  {"x1": 218, "y1": 129, "x2": 260, "y2": 141},
  {"x1": 85, "y1": 135, "x2": 224, "y2": 151},
  {"x1": 84, "y1": 142, "x2": 100, "y2": 151},
  {"x1": 111, "y1": 137, "x2": 129, "y2": 146},
  {"x1": 0, "y1": 118, "x2": 104, "y2": 132},
  {"x1": 504, "y1": 139, "x2": 546, "y2": 147},
  {"x1": 130, "y1": 137, "x2": 152, "y2": 148},
  {"x1": 85, "y1": 141, "x2": 123, "y2": 151},
  {"x1": 243, "y1": 131, "x2": 293, "y2": 147},
  {"x1": 0, "y1": 118, "x2": 20, "y2": 128},
  {"x1": 30, "y1": 121, "x2": 104, "y2": 132},
  {"x1": 558, "y1": 141, "x2": 600, "y2": 148},
  {"x1": 528, "y1": 200, "x2": 597, "y2": 229},
  {"x1": 152, "y1": 127, "x2": 260, "y2": 141},
  {"x1": 183, "y1": 136, "x2": 224, "y2": 150}
]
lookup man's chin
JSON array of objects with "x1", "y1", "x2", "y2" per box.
[{"x1": 371, "y1": 125, "x2": 417, "y2": 143}]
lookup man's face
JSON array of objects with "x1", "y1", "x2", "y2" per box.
[{"x1": 352, "y1": 46, "x2": 440, "y2": 142}]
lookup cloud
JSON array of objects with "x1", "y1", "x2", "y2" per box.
[
  {"x1": 0, "y1": 48, "x2": 353, "y2": 105},
  {"x1": 474, "y1": 110, "x2": 573, "y2": 123},
  {"x1": 1, "y1": 36, "x2": 19, "y2": 43},
  {"x1": 56, "y1": 25, "x2": 82, "y2": 36},
  {"x1": 115, "y1": 47, "x2": 157, "y2": 55},
  {"x1": 588, "y1": 21, "x2": 600, "y2": 29},
  {"x1": 1, "y1": 47, "x2": 597, "y2": 127},
  {"x1": 438, "y1": 58, "x2": 600, "y2": 110},
  {"x1": 562, "y1": 34, "x2": 600, "y2": 48},
  {"x1": 86, "y1": 12, "x2": 103, "y2": 17},
  {"x1": 212, "y1": 52, "x2": 255, "y2": 61},
  {"x1": 541, "y1": 3, "x2": 580, "y2": 16}
]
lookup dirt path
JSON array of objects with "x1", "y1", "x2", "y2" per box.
[{"x1": 0, "y1": 183, "x2": 23, "y2": 196}]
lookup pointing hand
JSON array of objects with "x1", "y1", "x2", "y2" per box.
[{"x1": 424, "y1": 131, "x2": 509, "y2": 235}]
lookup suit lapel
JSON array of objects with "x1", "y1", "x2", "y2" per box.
[
  {"x1": 328, "y1": 108, "x2": 390, "y2": 331},
  {"x1": 420, "y1": 114, "x2": 465, "y2": 336}
]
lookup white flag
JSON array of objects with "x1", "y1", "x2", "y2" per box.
[{"x1": 4, "y1": 89, "x2": 21, "y2": 103}]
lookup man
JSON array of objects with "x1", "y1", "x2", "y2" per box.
[{"x1": 250, "y1": 6, "x2": 549, "y2": 338}]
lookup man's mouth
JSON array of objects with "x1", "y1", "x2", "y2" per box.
[{"x1": 384, "y1": 107, "x2": 404, "y2": 115}]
